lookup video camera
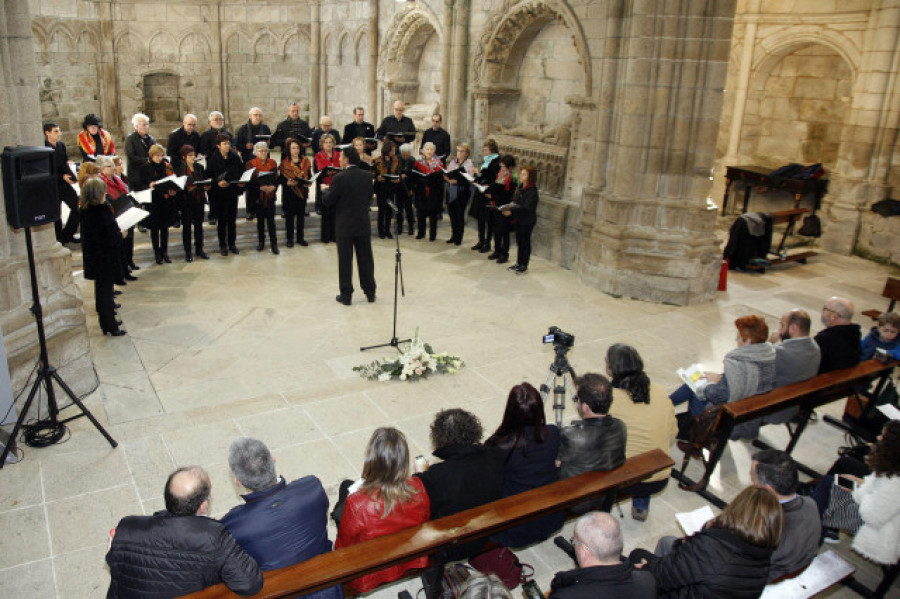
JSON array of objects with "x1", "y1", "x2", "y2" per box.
[{"x1": 542, "y1": 326, "x2": 574, "y2": 349}]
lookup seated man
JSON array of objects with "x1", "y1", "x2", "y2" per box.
[
  {"x1": 550, "y1": 512, "x2": 657, "y2": 598},
  {"x1": 557, "y1": 373, "x2": 626, "y2": 512},
  {"x1": 751, "y1": 449, "x2": 820, "y2": 581},
  {"x1": 220, "y1": 437, "x2": 342, "y2": 599},
  {"x1": 815, "y1": 296, "x2": 861, "y2": 374},
  {"x1": 106, "y1": 466, "x2": 262, "y2": 598}
]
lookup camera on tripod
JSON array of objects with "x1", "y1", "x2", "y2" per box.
[{"x1": 542, "y1": 326, "x2": 575, "y2": 349}]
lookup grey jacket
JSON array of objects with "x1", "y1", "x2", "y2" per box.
[
  {"x1": 764, "y1": 337, "x2": 822, "y2": 425},
  {"x1": 557, "y1": 415, "x2": 627, "y2": 479},
  {"x1": 768, "y1": 495, "x2": 821, "y2": 581}
]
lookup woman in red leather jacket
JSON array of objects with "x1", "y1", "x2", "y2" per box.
[{"x1": 336, "y1": 427, "x2": 430, "y2": 593}]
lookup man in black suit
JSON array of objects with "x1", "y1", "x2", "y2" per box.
[
  {"x1": 166, "y1": 113, "x2": 201, "y2": 171},
  {"x1": 342, "y1": 107, "x2": 376, "y2": 153},
  {"x1": 322, "y1": 146, "x2": 376, "y2": 305},
  {"x1": 43, "y1": 122, "x2": 80, "y2": 244},
  {"x1": 376, "y1": 100, "x2": 417, "y2": 147}
]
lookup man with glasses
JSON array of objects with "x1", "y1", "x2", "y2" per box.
[
  {"x1": 376, "y1": 100, "x2": 416, "y2": 146},
  {"x1": 550, "y1": 512, "x2": 656, "y2": 598},
  {"x1": 422, "y1": 113, "x2": 451, "y2": 159},
  {"x1": 815, "y1": 296, "x2": 861, "y2": 373}
]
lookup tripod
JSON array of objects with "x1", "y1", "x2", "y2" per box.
[
  {"x1": 0, "y1": 227, "x2": 117, "y2": 468},
  {"x1": 360, "y1": 200, "x2": 411, "y2": 353},
  {"x1": 539, "y1": 345, "x2": 577, "y2": 428}
]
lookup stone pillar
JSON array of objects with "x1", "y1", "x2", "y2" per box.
[
  {"x1": 211, "y1": 1, "x2": 226, "y2": 115},
  {"x1": 0, "y1": 0, "x2": 93, "y2": 405},
  {"x1": 96, "y1": 1, "x2": 121, "y2": 132},
  {"x1": 368, "y1": 0, "x2": 379, "y2": 120},
  {"x1": 449, "y1": 0, "x2": 470, "y2": 140},
  {"x1": 577, "y1": 0, "x2": 736, "y2": 305},
  {"x1": 440, "y1": 0, "x2": 454, "y2": 116},
  {"x1": 309, "y1": 0, "x2": 322, "y2": 121},
  {"x1": 821, "y1": 1, "x2": 900, "y2": 256}
]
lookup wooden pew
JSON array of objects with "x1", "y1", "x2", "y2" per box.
[
  {"x1": 183, "y1": 450, "x2": 674, "y2": 599},
  {"x1": 861, "y1": 276, "x2": 900, "y2": 321},
  {"x1": 672, "y1": 359, "x2": 896, "y2": 508}
]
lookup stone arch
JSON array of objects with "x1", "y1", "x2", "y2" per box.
[
  {"x1": 473, "y1": 0, "x2": 591, "y2": 97},
  {"x1": 48, "y1": 25, "x2": 75, "y2": 64},
  {"x1": 379, "y1": 4, "x2": 442, "y2": 83},
  {"x1": 141, "y1": 70, "x2": 182, "y2": 124},
  {"x1": 282, "y1": 27, "x2": 311, "y2": 58},
  {"x1": 75, "y1": 29, "x2": 100, "y2": 55},
  {"x1": 115, "y1": 31, "x2": 146, "y2": 63},
  {"x1": 752, "y1": 28, "x2": 861, "y2": 82},
  {"x1": 354, "y1": 28, "x2": 368, "y2": 67},
  {"x1": 224, "y1": 30, "x2": 252, "y2": 60},
  {"x1": 31, "y1": 22, "x2": 50, "y2": 65},
  {"x1": 148, "y1": 31, "x2": 179, "y2": 64},
  {"x1": 179, "y1": 31, "x2": 211, "y2": 61},
  {"x1": 337, "y1": 30, "x2": 351, "y2": 66},
  {"x1": 253, "y1": 30, "x2": 279, "y2": 62}
]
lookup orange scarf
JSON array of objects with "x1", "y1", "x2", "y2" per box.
[
  {"x1": 77, "y1": 128, "x2": 115, "y2": 156},
  {"x1": 280, "y1": 157, "x2": 311, "y2": 198}
]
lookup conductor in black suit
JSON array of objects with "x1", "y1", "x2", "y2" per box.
[{"x1": 322, "y1": 146, "x2": 377, "y2": 305}]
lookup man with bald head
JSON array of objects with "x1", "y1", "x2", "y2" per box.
[
  {"x1": 166, "y1": 113, "x2": 201, "y2": 171},
  {"x1": 106, "y1": 466, "x2": 262, "y2": 598},
  {"x1": 376, "y1": 100, "x2": 416, "y2": 145},
  {"x1": 550, "y1": 512, "x2": 656, "y2": 598},
  {"x1": 815, "y1": 296, "x2": 861, "y2": 374}
]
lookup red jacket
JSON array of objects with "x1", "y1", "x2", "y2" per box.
[{"x1": 335, "y1": 477, "x2": 430, "y2": 593}]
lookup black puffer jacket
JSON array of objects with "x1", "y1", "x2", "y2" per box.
[
  {"x1": 646, "y1": 526, "x2": 772, "y2": 599},
  {"x1": 106, "y1": 510, "x2": 262, "y2": 599},
  {"x1": 551, "y1": 561, "x2": 657, "y2": 599},
  {"x1": 815, "y1": 324, "x2": 862, "y2": 374},
  {"x1": 557, "y1": 416, "x2": 627, "y2": 479},
  {"x1": 80, "y1": 203, "x2": 123, "y2": 282}
]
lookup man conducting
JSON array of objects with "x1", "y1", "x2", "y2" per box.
[{"x1": 322, "y1": 146, "x2": 376, "y2": 305}]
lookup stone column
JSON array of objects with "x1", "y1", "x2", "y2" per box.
[
  {"x1": 0, "y1": 0, "x2": 93, "y2": 403},
  {"x1": 368, "y1": 0, "x2": 379, "y2": 120},
  {"x1": 449, "y1": 0, "x2": 470, "y2": 139},
  {"x1": 96, "y1": 1, "x2": 121, "y2": 132},
  {"x1": 210, "y1": 1, "x2": 226, "y2": 115},
  {"x1": 309, "y1": 0, "x2": 322, "y2": 121},
  {"x1": 440, "y1": 0, "x2": 454, "y2": 116}
]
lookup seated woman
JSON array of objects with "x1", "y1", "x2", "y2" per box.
[
  {"x1": 670, "y1": 315, "x2": 776, "y2": 440},
  {"x1": 485, "y1": 383, "x2": 563, "y2": 547},
  {"x1": 812, "y1": 420, "x2": 900, "y2": 558},
  {"x1": 335, "y1": 427, "x2": 430, "y2": 594},
  {"x1": 606, "y1": 344, "x2": 677, "y2": 521},
  {"x1": 629, "y1": 486, "x2": 783, "y2": 599}
]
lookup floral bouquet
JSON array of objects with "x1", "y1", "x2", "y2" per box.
[{"x1": 354, "y1": 332, "x2": 464, "y2": 382}]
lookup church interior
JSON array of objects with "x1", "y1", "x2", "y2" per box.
[{"x1": 1, "y1": 0, "x2": 899, "y2": 597}]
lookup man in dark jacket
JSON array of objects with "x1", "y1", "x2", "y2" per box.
[
  {"x1": 815, "y1": 296, "x2": 861, "y2": 373},
  {"x1": 551, "y1": 512, "x2": 656, "y2": 599},
  {"x1": 44, "y1": 121, "x2": 80, "y2": 244},
  {"x1": 322, "y1": 146, "x2": 376, "y2": 305},
  {"x1": 221, "y1": 438, "x2": 342, "y2": 599},
  {"x1": 270, "y1": 101, "x2": 312, "y2": 150},
  {"x1": 234, "y1": 107, "x2": 272, "y2": 164},
  {"x1": 166, "y1": 113, "x2": 202, "y2": 171},
  {"x1": 421, "y1": 113, "x2": 451, "y2": 159},
  {"x1": 341, "y1": 106, "x2": 376, "y2": 151},
  {"x1": 557, "y1": 373, "x2": 626, "y2": 513},
  {"x1": 106, "y1": 466, "x2": 262, "y2": 599},
  {"x1": 376, "y1": 100, "x2": 417, "y2": 146}
]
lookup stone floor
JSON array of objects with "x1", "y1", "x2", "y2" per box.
[{"x1": 0, "y1": 217, "x2": 898, "y2": 598}]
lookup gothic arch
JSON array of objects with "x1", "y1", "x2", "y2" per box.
[
  {"x1": 473, "y1": 0, "x2": 592, "y2": 97},
  {"x1": 354, "y1": 28, "x2": 368, "y2": 67},
  {"x1": 75, "y1": 29, "x2": 100, "y2": 54},
  {"x1": 31, "y1": 22, "x2": 50, "y2": 64},
  {"x1": 337, "y1": 30, "x2": 352, "y2": 66},
  {"x1": 379, "y1": 4, "x2": 442, "y2": 82},
  {"x1": 148, "y1": 31, "x2": 179, "y2": 64},
  {"x1": 179, "y1": 31, "x2": 211, "y2": 61},
  {"x1": 115, "y1": 30, "x2": 146, "y2": 63},
  {"x1": 751, "y1": 28, "x2": 860, "y2": 84},
  {"x1": 282, "y1": 27, "x2": 311, "y2": 57},
  {"x1": 253, "y1": 29, "x2": 279, "y2": 60}
]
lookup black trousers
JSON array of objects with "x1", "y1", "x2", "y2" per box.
[
  {"x1": 493, "y1": 213, "x2": 511, "y2": 257},
  {"x1": 321, "y1": 205, "x2": 336, "y2": 243},
  {"x1": 515, "y1": 222, "x2": 535, "y2": 267},
  {"x1": 245, "y1": 188, "x2": 258, "y2": 218},
  {"x1": 375, "y1": 189, "x2": 394, "y2": 237},
  {"x1": 55, "y1": 191, "x2": 80, "y2": 243},
  {"x1": 217, "y1": 195, "x2": 238, "y2": 248},
  {"x1": 284, "y1": 195, "x2": 307, "y2": 242},
  {"x1": 448, "y1": 198, "x2": 468, "y2": 243},
  {"x1": 182, "y1": 202, "x2": 204, "y2": 253},
  {"x1": 417, "y1": 208, "x2": 439, "y2": 240},
  {"x1": 336, "y1": 235, "x2": 376, "y2": 298},
  {"x1": 395, "y1": 191, "x2": 415, "y2": 232},
  {"x1": 477, "y1": 209, "x2": 494, "y2": 246},
  {"x1": 94, "y1": 278, "x2": 117, "y2": 332},
  {"x1": 257, "y1": 201, "x2": 277, "y2": 246},
  {"x1": 150, "y1": 227, "x2": 169, "y2": 257},
  {"x1": 122, "y1": 228, "x2": 135, "y2": 267}
]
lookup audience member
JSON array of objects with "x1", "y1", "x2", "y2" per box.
[
  {"x1": 550, "y1": 512, "x2": 657, "y2": 598},
  {"x1": 629, "y1": 486, "x2": 782, "y2": 599},
  {"x1": 485, "y1": 382, "x2": 563, "y2": 547},
  {"x1": 860, "y1": 311, "x2": 900, "y2": 361},
  {"x1": 335, "y1": 427, "x2": 430, "y2": 594},
  {"x1": 106, "y1": 466, "x2": 263, "y2": 598},
  {"x1": 220, "y1": 438, "x2": 341, "y2": 599},
  {"x1": 459, "y1": 573, "x2": 513, "y2": 599},
  {"x1": 670, "y1": 315, "x2": 776, "y2": 440},
  {"x1": 606, "y1": 344, "x2": 676, "y2": 521},
  {"x1": 417, "y1": 408, "x2": 504, "y2": 562},
  {"x1": 760, "y1": 308, "x2": 822, "y2": 428},
  {"x1": 815, "y1": 296, "x2": 861, "y2": 373},
  {"x1": 751, "y1": 449, "x2": 820, "y2": 581},
  {"x1": 557, "y1": 373, "x2": 626, "y2": 513}
]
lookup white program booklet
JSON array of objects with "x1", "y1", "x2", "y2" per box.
[
  {"x1": 676, "y1": 505, "x2": 715, "y2": 537},
  {"x1": 877, "y1": 404, "x2": 900, "y2": 421},
  {"x1": 116, "y1": 207, "x2": 149, "y2": 231},
  {"x1": 760, "y1": 551, "x2": 855, "y2": 599},
  {"x1": 677, "y1": 364, "x2": 707, "y2": 391}
]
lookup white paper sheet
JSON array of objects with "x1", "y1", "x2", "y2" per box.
[
  {"x1": 760, "y1": 551, "x2": 855, "y2": 599},
  {"x1": 116, "y1": 207, "x2": 149, "y2": 231},
  {"x1": 676, "y1": 505, "x2": 715, "y2": 537}
]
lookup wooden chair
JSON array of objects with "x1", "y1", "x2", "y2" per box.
[{"x1": 861, "y1": 277, "x2": 900, "y2": 321}]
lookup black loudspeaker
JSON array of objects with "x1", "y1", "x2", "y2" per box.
[{"x1": 2, "y1": 145, "x2": 59, "y2": 229}]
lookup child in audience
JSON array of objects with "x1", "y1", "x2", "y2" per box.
[{"x1": 860, "y1": 312, "x2": 900, "y2": 361}]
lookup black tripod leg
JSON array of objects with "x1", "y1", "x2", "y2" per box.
[
  {"x1": 0, "y1": 375, "x2": 43, "y2": 468},
  {"x1": 51, "y1": 370, "x2": 117, "y2": 448}
]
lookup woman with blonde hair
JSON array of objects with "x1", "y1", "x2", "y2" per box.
[
  {"x1": 79, "y1": 178, "x2": 126, "y2": 336},
  {"x1": 335, "y1": 427, "x2": 430, "y2": 593},
  {"x1": 141, "y1": 144, "x2": 176, "y2": 264}
]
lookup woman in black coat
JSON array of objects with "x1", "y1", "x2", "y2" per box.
[
  {"x1": 140, "y1": 144, "x2": 177, "y2": 264},
  {"x1": 502, "y1": 165, "x2": 539, "y2": 273},
  {"x1": 629, "y1": 486, "x2": 782, "y2": 598},
  {"x1": 80, "y1": 178, "x2": 126, "y2": 336},
  {"x1": 470, "y1": 139, "x2": 501, "y2": 253}
]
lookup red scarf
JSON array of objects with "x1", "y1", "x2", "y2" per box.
[
  {"x1": 100, "y1": 173, "x2": 128, "y2": 199},
  {"x1": 247, "y1": 157, "x2": 278, "y2": 206},
  {"x1": 77, "y1": 129, "x2": 115, "y2": 156}
]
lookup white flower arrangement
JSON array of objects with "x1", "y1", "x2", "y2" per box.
[{"x1": 354, "y1": 332, "x2": 464, "y2": 382}]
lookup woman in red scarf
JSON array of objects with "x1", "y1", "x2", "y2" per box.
[
  {"x1": 278, "y1": 138, "x2": 312, "y2": 247},
  {"x1": 245, "y1": 142, "x2": 280, "y2": 254},
  {"x1": 76, "y1": 113, "x2": 116, "y2": 161},
  {"x1": 314, "y1": 136, "x2": 341, "y2": 243},
  {"x1": 97, "y1": 156, "x2": 133, "y2": 285},
  {"x1": 413, "y1": 141, "x2": 444, "y2": 241}
]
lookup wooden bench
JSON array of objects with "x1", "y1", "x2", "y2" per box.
[
  {"x1": 672, "y1": 360, "x2": 896, "y2": 508},
  {"x1": 861, "y1": 277, "x2": 900, "y2": 321},
  {"x1": 744, "y1": 209, "x2": 817, "y2": 272},
  {"x1": 183, "y1": 449, "x2": 674, "y2": 599}
]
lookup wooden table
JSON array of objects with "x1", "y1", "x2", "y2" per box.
[{"x1": 722, "y1": 165, "x2": 829, "y2": 216}]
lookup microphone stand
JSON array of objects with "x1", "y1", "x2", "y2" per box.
[{"x1": 361, "y1": 199, "x2": 411, "y2": 353}]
